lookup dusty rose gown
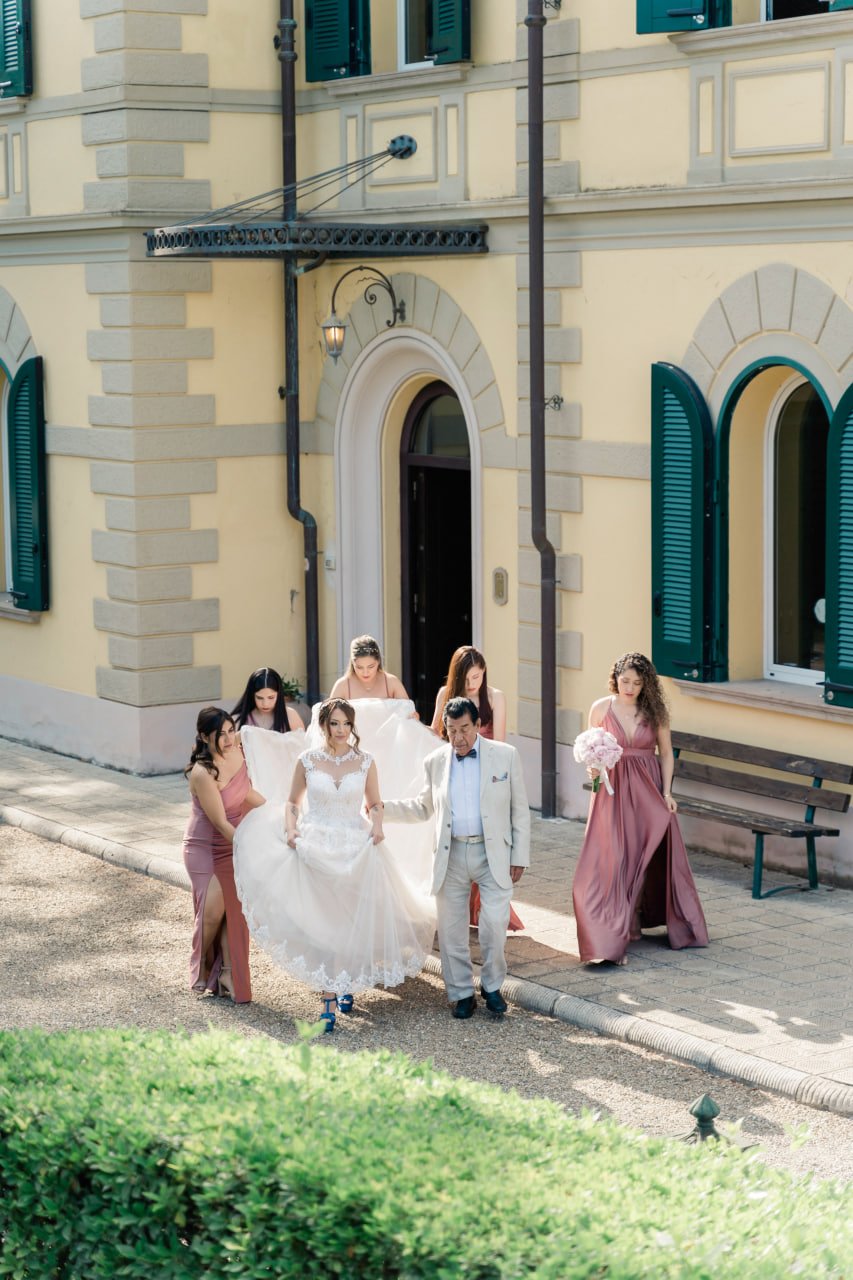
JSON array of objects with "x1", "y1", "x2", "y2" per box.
[
  {"x1": 182, "y1": 762, "x2": 252, "y2": 1002},
  {"x1": 468, "y1": 720, "x2": 525, "y2": 932},
  {"x1": 572, "y1": 704, "x2": 708, "y2": 963}
]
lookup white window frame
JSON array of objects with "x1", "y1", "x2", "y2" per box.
[
  {"x1": 761, "y1": 0, "x2": 831, "y2": 21},
  {"x1": 396, "y1": 0, "x2": 436, "y2": 71},
  {"x1": 763, "y1": 372, "x2": 826, "y2": 686}
]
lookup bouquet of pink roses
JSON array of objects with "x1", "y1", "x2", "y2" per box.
[{"x1": 573, "y1": 727, "x2": 623, "y2": 795}]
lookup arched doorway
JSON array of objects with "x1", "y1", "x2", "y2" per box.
[
  {"x1": 766, "y1": 376, "x2": 829, "y2": 683},
  {"x1": 400, "y1": 381, "x2": 472, "y2": 719}
]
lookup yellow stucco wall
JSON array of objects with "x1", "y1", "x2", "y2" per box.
[
  {"x1": 27, "y1": 118, "x2": 97, "y2": 218},
  {"x1": 467, "y1": 89, "x2": 517, "y2": 200},
  {"x1": 34, "y1": 2, "x2": 93, "y2": 98},
  {"x1": 184, "y1": 112, "x2": 281, "y2": 208},
  {"x1": 0, "y1": 265, "x2": 99, "y2": 426},
  {"x1": 184, "y1": 1, "x2": 279, "y2": 92},
  {"x1": 568, "y1": 70, "x2": 691, "y2": 191},
  {"x1": 481, "y1": 467, "x2": 520, "y2": 734},
  {"x1": 1, "y1": 458, "x2": 107, "y2": 695}
]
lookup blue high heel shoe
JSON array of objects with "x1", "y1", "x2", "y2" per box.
[
  {"x1": 320, "y1": 997, "x2": 336, "y2": 1033},
  {"x1": 338, "y1": 993, "x2": 354, "y2": 1014}
]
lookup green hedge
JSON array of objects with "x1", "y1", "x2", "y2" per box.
[{"x1": 0, "y1": 1027, "x2": 851, "y2": 1278}]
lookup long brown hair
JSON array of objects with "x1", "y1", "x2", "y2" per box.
[
  {"x1": 346, "y1": 634, "x2": 383, "y2": 677},
  {"x1": 438, "y1": 645, "x2": 492, "y2": 740},
  {"x1": 608, "y1": 653, "x2": 669, "y2": 731},
  {"x1": 185, "y1": 707, "x2": 235, "y2": 780},
  {"x1": 317, "y1": 697, "x2": 361, "y2": 752}
]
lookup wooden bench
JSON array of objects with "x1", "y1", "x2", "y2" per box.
[{"x1": 671, "y1": 732, "x2": 853, "y2": 899}]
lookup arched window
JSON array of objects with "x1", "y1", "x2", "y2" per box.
[{"x1": 765, "y1": 379, "x2": 829, "y2": 684}]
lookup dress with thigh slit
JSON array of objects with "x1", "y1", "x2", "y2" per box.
[
  {"x1": 571, "y1": 704, "x2": 709, "y2": 964},
  {"x1": 182, "y1": 762, "x2": 252, "y2": 1002}
]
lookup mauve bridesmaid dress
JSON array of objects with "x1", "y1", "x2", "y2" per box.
[
  {"x1": 572, "y1": 704, "x2": 709, "y2": 964},
  {"x1": 182, "y1": 762, "x2": 253, "y2": 1002}
]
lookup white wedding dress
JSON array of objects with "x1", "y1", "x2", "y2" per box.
[{"x1": 233, "y1": 740, "x2": 437, "y2": 996}]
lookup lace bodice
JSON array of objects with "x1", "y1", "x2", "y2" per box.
[{"x1": 300, "y1": 748, "x2": 372, "y2": 829}]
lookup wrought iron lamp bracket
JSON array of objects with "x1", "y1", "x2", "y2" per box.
[{"x1": 329, "y1": 265, "x2": 405, "y2": 328}]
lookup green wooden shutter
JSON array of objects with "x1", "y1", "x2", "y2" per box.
[
  {"x1": 304, "y1": 0, "x2": 370, "y2": 82},
  {"x1": 824, "y1": 383, "x2": 853, "y2": 707},
  {"x1": 830, "y1": 2, "x2": 853, "y2": 12},
  {"x1": 636, "y1": 0, "x2": 730, "y2": 33},
  {"x1": 428, "y1": 0, "x2": 470, "y2": 64},
  {"x1": 651, "y1": 362, "x2": 714, "y2": 681},
  {"x1": 0, "y1": 0, "x2": 32, "y2": 99},
  {"x1": 8, "y1": 356, "x2": 48, "y2": 612}
]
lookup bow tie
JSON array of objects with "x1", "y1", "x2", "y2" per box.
[{"x1": 455, "y1": 748, "x2": 477, "y2": 762}]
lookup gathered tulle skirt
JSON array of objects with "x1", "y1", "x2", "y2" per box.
[{"x1": 233, "y1": 800, "x2": 437, "y2": 995}]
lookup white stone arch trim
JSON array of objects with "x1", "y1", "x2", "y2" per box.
[
  {"x1": 0, "y1": 287, "x2": 36, "y2": 380},
  {"x1": 680, "y1": 264, "x2": 853, "y2": 416},
  {"x1": 313, "y1": 274, "x2": 513, "y2": 668},
  {"x1": 314, "y1": 272, "x2": 514, "y2": 467}
]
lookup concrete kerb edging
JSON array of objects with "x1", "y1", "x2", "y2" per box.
[
  {"x1": 5, "y1": 803, "x2": 853, "y2": 1117},
  {"x1": 0, "y1": 805, "x2": 192, "y2": 892}
]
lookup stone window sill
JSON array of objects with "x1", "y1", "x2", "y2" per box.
[
  {"x1": 673, "y1": 676, "x2": 853, "y2": 724},
  {"x1": 0, "y1": 591, "x2": 40, "y2": 623},
  {"x1": 672, "y1": 14, "x2": 853, "y2": 57},
  {"x1": 324, "y1": 64, "x2": 468, "y2": 99}
]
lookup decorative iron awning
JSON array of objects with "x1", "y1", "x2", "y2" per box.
[
  {"x1": 146, "y1": 220, "x2": 487, "y2": 260},
  {"x1": 146, "y1": 135, "x2": 488, "y2": 262}
]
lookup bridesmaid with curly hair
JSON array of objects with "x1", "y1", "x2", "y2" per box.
[{"x1": 572, "y1": 652, "x2": 708, "y2": 965}]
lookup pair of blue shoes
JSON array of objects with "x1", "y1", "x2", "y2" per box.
[{"x1": 320, "y1": 993, "x2": 354, "y2": 1033}]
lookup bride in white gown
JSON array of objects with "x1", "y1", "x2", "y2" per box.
[{"x1": 233, "y1": 698, "x2": 437, "y2": 1031}]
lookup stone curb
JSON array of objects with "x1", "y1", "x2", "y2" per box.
[
  {"x1": 1, "y1": 805, "x2": 191, "y2": 892},
  {"x1": 5, "y1": 803, "x2": 853, "y2": 1117}
]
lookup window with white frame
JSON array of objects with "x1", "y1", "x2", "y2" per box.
[{"x1": 765, "y1": 378, "x2": 829, "y2": 684}]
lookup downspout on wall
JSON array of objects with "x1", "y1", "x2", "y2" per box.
[
  {"x1": 278, "y1": 0, "x2": 321, "y2": 704},
  {"x1": 526, "y1": 0, "x2": 557, "y2": 817}
]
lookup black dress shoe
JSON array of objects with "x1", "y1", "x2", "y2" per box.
[
  {"x1": 452, "y1": 994, "x2": 477, "y2": 1019},
  {"x1": 481, "y1": 987, "x2": 507, "y2": 1015}
]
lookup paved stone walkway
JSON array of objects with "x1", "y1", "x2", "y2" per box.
[{"x1": 3, "y1": 735, "x2": 853, "y2": 1114}]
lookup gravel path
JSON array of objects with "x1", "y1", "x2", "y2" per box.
[{"x1": 3, "y1": 825, "x2": 852, "y2": 1183}]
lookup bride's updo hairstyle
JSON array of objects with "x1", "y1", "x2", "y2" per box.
[
  {"x1": 317, "y1": 697, "x2": 361, "y2": 752},
  {"x1": 347, "y1": 634, "x2": 383, "y2": 675},
  {"x1": 185, "y1": 706, "x2": 235, "y2": 780},
  {"x1": 608, "y1": 652, "x2": 669, "y2": 730}
]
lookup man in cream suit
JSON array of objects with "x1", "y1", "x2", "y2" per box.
[{"x1": 384, "y1": 696, "x2": 531, "y2": 1019}]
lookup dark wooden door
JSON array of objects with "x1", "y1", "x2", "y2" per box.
[
  {"x1": 401, "y1": 383, "x2": 472, "y2": 720},
  {"x1": 407, "y1": 465, "x2": 471, "y2": 718}
]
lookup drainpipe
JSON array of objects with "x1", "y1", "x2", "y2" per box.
[
  {"x1": 278, "y1": 0, "x2": 320, "y2": 704},
  {"x1": 526, "y1": 0, "x2": 557, "y2": 817}
]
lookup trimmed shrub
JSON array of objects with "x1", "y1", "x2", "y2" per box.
[{"x1": 0, "y1": 1027, "x2": 851, "y2": 1278}]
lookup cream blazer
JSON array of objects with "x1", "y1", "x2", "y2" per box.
[{"x1": 384, "y1": 737, "x2": 531, "y2": 895}]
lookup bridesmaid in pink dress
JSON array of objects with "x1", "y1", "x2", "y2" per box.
[
  {"x1": 182, "y1": 707, "x2": 265, "y2": 1002},
  {"x1": 431, "y1": 646, "x2": 523, "y2": 932},
  {"x1": 572, "y1": 653, "x2": 708, "y2": 965},
  {"x1": 231, "y1": 665, "x2": 303, "y2": 733}
]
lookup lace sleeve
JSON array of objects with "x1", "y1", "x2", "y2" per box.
[
  {"x1": 360, "y1": 751, "x2": 372, "y2": 774},
  {"x1": 300, "y1": 750, "x2": 316, "y2": 774}
]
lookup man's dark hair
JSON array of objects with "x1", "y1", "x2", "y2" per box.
[{"x1": 442, "y1": 695, "x2": 479, "y2": 725}]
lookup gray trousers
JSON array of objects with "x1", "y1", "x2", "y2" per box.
[{"x1": 436, "y1": 837, "x2": 513, "y2": 1002}]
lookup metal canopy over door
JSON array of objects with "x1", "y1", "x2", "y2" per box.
[{"x1": 401, "y1": 382, "x2": 471, "y2": 721}]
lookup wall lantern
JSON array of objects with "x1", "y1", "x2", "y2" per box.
[{"x1": 321, "y1": 265, "x2": 405, "y2": 362}]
